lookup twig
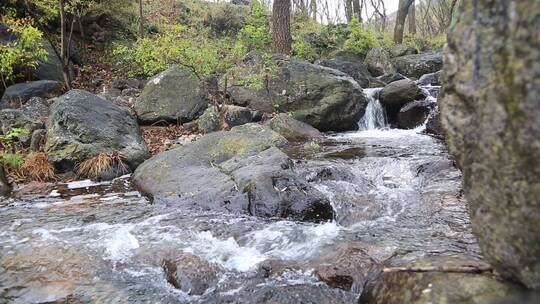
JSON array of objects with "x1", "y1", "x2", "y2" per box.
[{"x1": 382, "y1": 265, "x2": 493, "y2": 274}]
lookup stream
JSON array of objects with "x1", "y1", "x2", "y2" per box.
[{"x1": 0, "y1": 86, "x2": 483, "y2": 303}]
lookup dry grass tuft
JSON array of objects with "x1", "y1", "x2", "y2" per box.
[
  {"x1": 16, "y1": 152, "x2": 57, "y2": 182},
  {"x1": 76, "y1": 152, "x2": 129, "y2": 180}
]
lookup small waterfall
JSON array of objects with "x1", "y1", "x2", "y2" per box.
[{"x1": 359, "y1": 88, "x2": 388, "y2": 130}]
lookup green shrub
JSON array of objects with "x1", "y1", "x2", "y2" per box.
[
  {"x1": 343, "y1": 18, "x2": 380, "y2": 58},
  {"x1": 112, "y1": 24, "x2": 241, "y2": 78},
  {"x1": 0, "y1": 153, "x2": 24, "y2": 167},
  {"x1": 0, "y1": 17, "x2": 47, "y2": 85},
  {"x1": 203, "y1": 3, "x2": 247, "y2": 36},
  {"x1": 403, "y1": 34, "x2": 447, "y2": 51},
  {"x1": 235, "y1": 0, "x2": 270, "y2": 53}
]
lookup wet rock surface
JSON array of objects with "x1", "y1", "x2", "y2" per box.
[
  {"x1": 379, "y1": 79, "x2": 424, "y2": 121},
  {"x1": 398, "y1": 99, "x2": 435, "y2": 129},
  {"x1": 441, "y1": 0, "x2": 540, "y2": 289},
  {"x1": 163, "y1": 253, "x2": 219, "y2": 295},
  {"x1": 133, "y1": 123, "x2": 333, "y2": 222},
  {"x1": 361, "y1": 258, "x2": 524, "y2": 304},
  {"x1": 46, "y1": 89, "x2": 149, "y2": 171},
  {"x1": 228, "y1": 52, "x2": 368, "y2": 131}
]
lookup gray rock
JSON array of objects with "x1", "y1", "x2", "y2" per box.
[
  {"x1": 361, "y1": 258, "x2": 524, "y2": 304},
  {"x1": 197, "y1": 105, "x2": 257, "y2": 134},
  {"x1": 0, "y1": 81, "x2": 62, "y2": 109},
  {"x1": 163, "y1": 253, "x2": 219, "y2": 295},
  {"x1": 33, "y1": 41, "x2": 67, "y2": 82},
  {"x1": 0, "y1": 165, "x2": 11, "y2": 197},
  {"x1": 390, "y1": 44, "x2": 418, "y2": 58},
  {"x1": 265, "y1": 113, "x2": 323, "y2": 142},
  {"x1": 228, "y1": 53, "x2": 368, "y2": 132},
  {"x1": 135, "y1": 66, "x2": 210, "y2": 124},
  {"x1": 424, "y1": 108, "x2": 443, "y2": 138},
  {"x1": 132, "y1": 124, "x2": 334, "y2": 222},
  {"x1": 197, "y1": 107, "x2": 220, "y2": 134},
  {"x1": 0, "y1": 109, "x2": 43, "y2": 143},
  {"x1": 397, "y1": 99, "x2": 435, "y2": 129},
  {"x1": 21, "y1": 97, "x2": 49, "y2": 121},
  {"x1": 364, "y1": 48, "x2": 396, "y2": 77},
  {"x1": 391, "y1": 52, "x2": 443, "y2": 79},
  {"x1": 46, "y1": 90, "x2": 149, "y2": 172},
  {"x1": 234, "y1": 284, "x2": 358, "y2": 304},
  {"x1": 378, "y1": 73, "x2": 407, "y2": 84},
  {"x1": 29, "y1": 129, "x2": 47, "y2": 152},
  {"x1": 440, "y1": 0, "x2": 540, "y2": 289},
  {"x1": 417, "y1": 71, "x2": 441, "y2": 86},
  {"x1": 317, "y1": 53, "x2": 379, "y2": 88},
  {"x1": 379, "y1": 79, "x2": 424, "y2": 120}
]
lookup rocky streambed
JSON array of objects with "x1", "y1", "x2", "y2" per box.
[{"x1": 1, "y1": 90, "x2": 523, "y2": 303}]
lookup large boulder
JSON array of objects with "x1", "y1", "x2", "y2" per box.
[
  {"x1": 265, "y1": 113, "x2": 323, "y2": 142},
  {"x1": 32, "y1": 42, "x2": 66, "y2": 82},
  {"x1": 391, "y1": 52, "x2": 443, "y2": 79},
  {"x1": 135, "y1": 66, "x2": 211, "y2": 124},
  {"x1": 228, "y1": 53, "x2": 368, "y2": 132},
  {"x1": 0, "y1": 80, "x2": 62, "y2": 109},
  {"x1": 379, "y1": 79, "x2": 424, "y2": 120},
  {"x1": 364, "y1": 48, "x2": 396, "y2": 77},
  {"x1": 132, "y1": 124, "x2": 334, "y2": 222},
  {"x1": 316, "y1": 53, "x2": 380, "y2": 88},
  {"x1": 440, "y1": 0, "x2": 540, "y2": 289},
  {"x1": 46, "y1": 90, "x2": 149, "y2": 171}
]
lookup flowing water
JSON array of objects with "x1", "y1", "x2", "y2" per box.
[{"x1": 0, "y1": 85, "x2": 482, "y2": 303}]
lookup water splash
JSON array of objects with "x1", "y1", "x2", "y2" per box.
[{"x1": 358, "y1": 88, "x2": 388, "y2": 130}]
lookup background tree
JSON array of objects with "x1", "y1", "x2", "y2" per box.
[
  {"x1": 394, "y1": 0, "x2": 414, "y2": 43},
  {"x1": 272, "y1": 0, "x2": 292, "y2": 54}
]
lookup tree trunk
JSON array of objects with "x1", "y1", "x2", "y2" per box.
[
  {"x1": 58, "y1": 0, "x2": 71, "y2": 89},
  {"x1": 310, "y1": 0, "x2": 317, "y2": 21},
  {"x1": 394, "y1": 0, "x2": 414, "y2": 43},
  {"x1": 139, "y1": 0, "x2": 144, "y2": 37},
  {"x1": 352, "y1": 0, "x2": 362, "y2": 22},
  {"x1": 408, "y1": 0, "x2": 416, "y2": 35},
  {"x1": 272, "y1": 0, "x2": 292, "y2": 55},
  {"x1": 345, "y1": 0, "x2": 353, "y2": 22}
]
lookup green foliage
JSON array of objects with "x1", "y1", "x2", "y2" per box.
[
  {"x1": 0, "y1": 127, "x2": 30, "y2": 148},
  {"x1": 0, "y1": 17, "x2": 47, "y2": 84},
  {"x1": 235, "y1": 0, "x2": 270, "y2": 53},
  {"x1": 404, "y1": 34, "x2": 447, "y2": 51},
  {"x1": 112, "y1": 24, "x2": 240, "y2": 78},
  {"x1": 343, "y1": 18, "x2": 380, "y2": 58},
  {"x1": 0, "y1": 153, "x2": 24, "y2": 167},
  {"x1": 292, "y1": 19, "x2": 348, "y2": 62},
  {"x1": 203, "y1": 3, "x2": 247, "y2": 36},
  {"x1": 0, "y1": 128, "x2": 29, "y2": 168}
]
